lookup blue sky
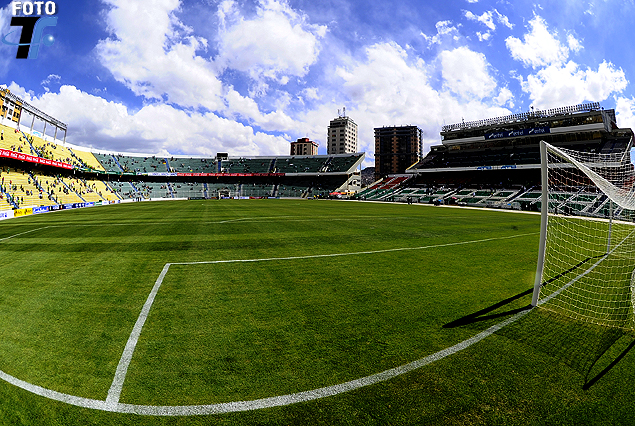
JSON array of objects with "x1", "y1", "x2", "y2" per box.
[{"x1": 1, "y1": 0, "x2": 635, "y2": 167}]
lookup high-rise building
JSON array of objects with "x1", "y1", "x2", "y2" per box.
[
  {"x1": 374, "y1": 125, "x2": 423, "y2": 181},
  {"x1": 290, "y1": 137, "x2": 319, "y2": 156},
  {"x1": 327, "y1": 114, "x2": 358, "y2": 155}
]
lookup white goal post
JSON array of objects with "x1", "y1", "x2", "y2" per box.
[{"x1": 532, "y1": 140, "x2": 635, "y2": 329}]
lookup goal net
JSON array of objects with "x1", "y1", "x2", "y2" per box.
[{"x1": 532, "y1": 141, "x2": 635, "y2": 329}]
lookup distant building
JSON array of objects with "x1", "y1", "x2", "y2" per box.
[
  {"x1": 374, "y1": 125, "x2": 423, "y2": 181},
  {"x1": 290, "y1": 137, "x2": 319, "y2": 156},
  {"x1": 0, "y1": 88, "x2": 22, "y2": 124},
  {"x1": 328, "y1": 114, "x2": 358, "y2": 155}
]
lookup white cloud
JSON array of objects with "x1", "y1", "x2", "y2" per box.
[
  {"x1": 464, "y1": 10, "x2": 495, "y2": 31},
  {"x1": 494, "y1": 87, "x2": 514, "y2": 108},
  {"x1": 94, "y1": 0, "x2": 326, "y2": 144},
  {"x1": 505, "y1": 15, "x2": 574, "y2": 68},
  {"x1": 217, "y1": 0, "x2": 326, "y2": 86},
  {"x1": 464, "y1": 9, "x2": 512, "y2": 41},
  {"x1": 332, "y1": 42, "x2": 510, "y2": 164},
  {"x1": 519, "y1": 60, "x2": 627, "y2": 109},
  {"x1": 421, "y1": 21, "x2": 460, "y2": 46},
  {"x1": 41, "y1": 74, "x2": 62, "y2": 92},
  {"x1": 476, "y1": 31, "x2": 490, "y2": 42},
  {"x1": 567, "y1": 34, "x2": 583, "y2": 53},
  {"x1": 7, "y1": 83, "x2": 290, "y2": 157},
  {"x1": 224, "y1": 87, "x2": 296, "y2": 132},
  {"x1": 299, "y1": 87, "x2": 320, "y2": 103},
  {"x1": 95, "y1": 0, "x2": 225, "y2": 111},
  {"x1": 615, "y1": 96, "x2": 635, "y2": 130},
  {"x1": 440, "y1": 46, "x2": 497, "y2": 100},
  {"x1": 495, "y1": 10, "x2": 513, "y2": 29}
]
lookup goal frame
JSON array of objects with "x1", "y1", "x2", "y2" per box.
[
  {"x1": 531, "y1": 139, "x2": 631, "y2": 309},
  {"x1": 531, "y1": 140, "x2": 549, "y2": 307}
]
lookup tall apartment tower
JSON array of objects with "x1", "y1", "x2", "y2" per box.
[
  {"x1": 374, "y1": 125, "x2": 423, "y2": 181},
  {"x1": 327, "y1": 111, "x2": 358, "y2": 154}
]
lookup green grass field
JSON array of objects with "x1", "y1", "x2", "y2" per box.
[{"x1": 0, "y1": 199, "x2": 633, "y2": 425}]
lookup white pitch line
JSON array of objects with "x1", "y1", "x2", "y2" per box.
[
  {"x1": 0, "y1": 226, "x2": 52, "y2": 243},
  {"x1": 173, "y1": 232, "x2": 538, "y2": 266},
  {"x1": 0, "y1": 307, "x2": 531, "y2": 416},
  {"x1": 0, "y1": 231, "x2": 539, "y2": 415},
  {"x1": 105, "y1": 231, "x2": 537, "y2": 408},
  {"x1": 106, "y1": 263, "x2": 171, "y2": 406},
  {"x1": 207, "y1": 215, "x2": 414, "y2": 224}
]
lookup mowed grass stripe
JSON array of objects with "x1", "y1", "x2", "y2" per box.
[
  {"x1": 0, "y1": 216, "x2": 180, "y2": 398},
  {"x1": 119, "y1": 233, "x2": 538, "y2": 405},
  {"x1": 0, "y1": 200, "x2": 551, "y2": 424}
]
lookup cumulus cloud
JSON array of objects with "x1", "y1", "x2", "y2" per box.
[
  {"x1": 7, "y1": 83, "x2": 290, "y2": 156},
  {"x1": 421, "y1": 21, "x2": 460, "y2": 46},
  {"x1": 40, "y1": 74, "x2": 61, "y2": 93},
  {"x1": 518, "y1": 60, "x2": 627, "y2": 109},
  {"x1": 440, "y1": 46, "x2": 497, "y2": 100},
  {"x1": 494, "y1": 87, "x2": 514, "y2": 108},
  {"x1": 615, "y1": 96, "x2": 635, "y2": 130},
  {"x1": 332, "y1": 42, "x2": 510, "y2": 163},
  {"x1": 505, "y1": 15, "x2": 575, "y2": 68},
  {"x1": 496, "y1": 11, "x2": 514, "y2": 29},
  {"x1": 93, "y1": 0, "x2": 326, "y2": 141},
  {"x1": 567, "y1": 34, "x2": 583, "y2": 53},
  {"x1": 464, "y1": 9, "x2": 513, "y2": 41},
  {"x1": 507, "y1": 14, "x2": 625, "y2": 111},
  {"x1": 464, "y1": 10, "x2": 495, "y2": 31},
  {"x1": 95, "y1": 0, "x2": 225, "y2": 111},
  {"x1": 217, "y1": 0, "x2": 326, "y2": 88}
]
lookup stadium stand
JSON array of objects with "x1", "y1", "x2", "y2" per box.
[
  {"x1": 355, "y1": 176, "x2": 411, "y2": 200},
  {"x1": 92, "y1": 153, "x2": 123, "y2": 173},
  {"x1": 109, "y1": 181, "x2": 139, "y2": 199},
  {"x1": 358, "y1": 104, "x2": 635, "y2": 214},
  {"x1": 168, "y1": 157, "x2": 217, "y2": 173},
  {"x1": 220, "y1": 158, "x2": 272, "y2": 173},
  {"x1": 169, "y1": 182, "x2": 207, "y2": 198},
  {"x1": 240, "y1": 183, "x2": 275, "y2": 198},
  {"x1": 277, "y1": 184, "x2": 310, "y2": 198},
  {"x1": 115, "y1": 155, "x2": 168, "y2": 174},
  {"x1": 273, "y1": 157, "x2": 325, "y2": 174},
  {"x1": 0, "y1": 168, "x2": 52, "y2": 208},
  {"x1": 69, "y1": 148, "x2": 105, "y2": 171},
  {"x1": 0, "y1": 124, "x2": 31, "y2": 154},
  {"x1": 322, "y1": 155, "x2": 362, "y2": 173},
  {"x1": 0, "y1": 95, "x2": 363, "y2": 212}
]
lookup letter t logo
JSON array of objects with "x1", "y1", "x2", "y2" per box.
[{"x1": 4, "y1": 16, "x2": 57, "y2": 59}]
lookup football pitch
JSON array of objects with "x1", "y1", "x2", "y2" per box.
[{"x1": 0, "y1": 199, "x2": 634, "y2": 425}]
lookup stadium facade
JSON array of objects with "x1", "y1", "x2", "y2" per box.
[
  {"x1": 2, "y1": 86, "x2": 631, "y2": 220},
  {"x1": 0, "y1": 90, "x2": 364, "y2": 216},
  {"x1": 358, "y1": 102, "x2": 634, "y2": 212}
]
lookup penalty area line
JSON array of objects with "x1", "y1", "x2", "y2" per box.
[
  {"x1": 0, "y1": 226, "x2": 53, "y2": 243},
  {"x1": 106, "y1": 231, "x2": 536, "y2": 407},
  {"x1": 0, "y1": 231, "x2": 538, "y2": 415},
  {"x1": 106, "y1": 263, "x2": 171, "y2": 406},
  {"x1": 174, "y1": 232, "x2": 538, "y2": 266},
  {"x1": 0, "y1": 307, "x2": 532, "y2": 416}
]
